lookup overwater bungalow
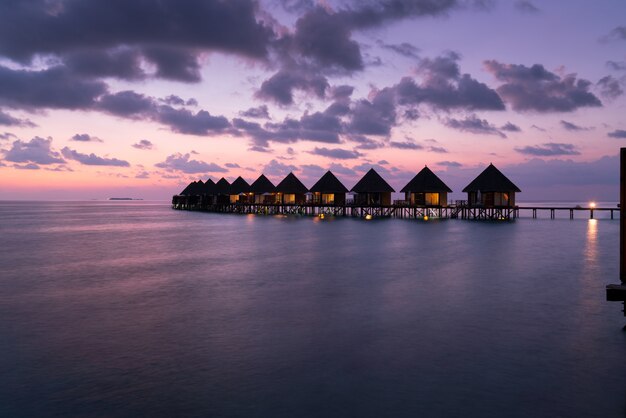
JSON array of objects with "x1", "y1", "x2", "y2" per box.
[
  {"x1": 229, "y1": 176, "x2": 251, "y2": 203},
  {"x1": 275, "y1": 172, "x2": 308, "y2": 204},
  {"x1": 463, "y1": 163, "x2": 520, "y2": 207},
  {"x1": 202, "y1": 178, "x2": 216, "y2": 206},
  {"x1": 179, "y1": 181, "x2": 196, "y2": 196},
  {"x1": 401, "y1": 166, "x2": 452, "y2": 207},
  {"x1": 309, "y1": 170, "x2": 348, "y2": 205},
  {"x1": 250, "y1": 174, "x2": 277, "y2": 204},
  {"x1": 351, "y1": 168, "x2": 395, "y2": 206},
  {"x1": 214, "y1": 178, "x2": 231, "y2": 205}
]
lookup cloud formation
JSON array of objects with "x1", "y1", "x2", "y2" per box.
[
  {"x1": 515, "y1": 142, "x2": 580, "y2": 156},
  {"x1": 309, "y1": 147, "x2": 363, "y2": 159},
  {"x1": 3, "y1": 137, "x2": 66, "y2": 165},
  {"x1": 61, "y1": 147, "x2": 130, "y2": 166},
  {"x1": 71, "y1": 133, "x2": 103, "y2": 142},
  {"x1": 0, "y1": 110, "x2": 36, "y2": 127},
  {"x1": 132, "y1": 140, "x2": 154, "y2": 150},
  {"x1": 444, "y1": 115, "x2": 506, "y2": 137},
  {"x1": 608, "y1": 129, "x2": 626, "y2": 139},
  {"x1": 484, "y1": 60, "x2": 602, "y2": 112},
  {"x1": 155, "y1": 153, "x2": 227, "y2": 173},
  {"x1": 560, "y1": 120, "x2": 591, "y2": 131}
]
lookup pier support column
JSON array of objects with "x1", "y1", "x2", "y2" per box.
[{"x1": 606, "y1": 147, "x2": 626, "y2": 319}]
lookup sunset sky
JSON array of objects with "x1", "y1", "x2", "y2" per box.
[{"x1": 0, "y1": 0, "x2": 624, "y2": 201}]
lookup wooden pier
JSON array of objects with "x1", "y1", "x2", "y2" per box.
[
  {"x1": 172, "y1": 198, "x2": 617, "y2": 221},
  {"x1": 606, "y1": 147, "x2": 626, "y2": 320}
]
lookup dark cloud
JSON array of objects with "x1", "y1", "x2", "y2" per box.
[
  {"x1": 330, "y1": 85, "x2": 355, "y2": 100},
  {"x1": 377, "y1": 40, "x2": 420, "y2": 59},
  {"x1": 309, "y1": 147, "x2": 363, "y2": 159},
  {"x1": 256, "y1": 70, "x2": 329, "y2": 105},
  {"x1": 501, "y1": 122, "x2": 521, "y2": 132},
  {"x1": 132, "y1": 139, "x2": 154, "y2": 150},
  {"x1": 0, "y1": 110, "x2": 36, "y2": 127},
  {"x1": 560, "y1": 120, "x2": 591, "y2": 132},
  {"x1": 444, "y1": 115, "x2": 506, "y2": 138},
  {"x1": 293, "y1": 7, "x2": 363, "y2": 72},
  {"x1": 64, "y1": 47, "x2": 145, "y2": 80},
  {"x1": 608, "y1": 129, "x2": 626, "y2": 139},
  {"x1": 135, "y1": 171, "x2": 150, "y2": 179},
  {"x1": 348, "y1": 88, "x2": 396, "y2": 136},
  {"x1": 143, "y1": 47, "x2": 201, "y2": 83},
  {"x1": 389, "y1": 140, "x2": 423, "y2": 150},
  {"x1": 597, "y1": 75, "x2": 624, "y2": 100},
  {"x1": 607, "y1": 60, "x2": 626, "y2": 71},
  {"x1": 71, "y1": 133, "x2": 103, "y2": 142},
  {"x1": 437, "y1": 160, "x2": 462, "y2": 167},
  {"x1": 155, "y1": 153, "x2": 227, "y2": 174},
  {"x1": 225, "y1": 162, "x2": 240, "y2": 168},
  {"x1": 240, "y1": 105, "x2": 270, "y2": 119},
  {"x1": 13, "y1": 163, "x2": 40, "y2": 170},
  {"x1": 97, "y1": 90, "x2": 155, "y2": 116},
  {"x1": 428, "y1": 146, "x2": 448, "y2": 153},
  {"x1": 156, "y1": 106, "x2": 230, "y2": 135},
  {"x1": 159, "y1": 95, "x2": 186, "y2": 106},
  {"x1": 601, "y1": 26, "x2": 626, "y2": 43},
  {"x1": 515, "y1": 142, "x2": 580, "y2": 156},
  {"x1": 531, "y1": 124, "x2": 546, "y2": 132},
  {"x1": 484, "y1": 60, "x2": 602, "y2": 112},
  {"x1": 0, "y1": 132, "x2": 17, "y2": 140},
  {"x1": 514, "y1": 1, "x2": 539, "y2": 13},
  {"x1": 0, "y1": 0, "x2": 272, "y2": 62},
  {"x1": 394, "y1": 53, "x2": 505, "y2": 111},
  {"x1": 0, "y1": 65, "x2": 107, "y2": 109},
  {"x1": 3, "y1": 136, "x2": 65, "y2": 164},
  {"x1": 61, "y1": 147, "x2": 130, "y2": 166},
  {"x1": 263, "y1": 159, "x2": 298, "y2": 178}
]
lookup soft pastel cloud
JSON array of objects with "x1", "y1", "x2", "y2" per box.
[{"x1": 61, "y1": 147, "x2": 130, "y2": 166}]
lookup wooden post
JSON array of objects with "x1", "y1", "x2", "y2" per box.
[{"x1": 621, "y1": 148, "x2": 626, "y2": 283}]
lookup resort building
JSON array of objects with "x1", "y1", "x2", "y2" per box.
[
  {"x1": 202, "y1": 178, "x2": 216, "y2": 205},
  {"x1": 250, "y1": 174, "x2": 277, "y2": 204},
  {"x1": 401, "y1": 166, "x2": 452, "y2": 207},
  {"x1": 214, "y1": 178, "x2": 231, "y2": 205},
  {"x1": 229, "y1": 176, "x2": 251, "y2": 203},
  {"x1": 351, "y1": 168, "x2": 395, "y2": 206},
  {"x1": 463, "y1": 163, "x2": 521, "y2": 207},
  {"x1": 275, "y1": 172, "x2": 308, "y2": 204},
  {"x1": 309, "y1": 171, "x2": 348, "y2": 205}
]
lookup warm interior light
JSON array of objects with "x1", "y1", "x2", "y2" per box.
[
  {"x1": 423, "y1": 215, "x2": 428, "y2": 221},
  {"x1": 590, "y1": 202, "x2": 596, "y2": 208},
  {"x1": 365, "y1": 214, "x2": 372, "y2": 220},
  {"x1": 319, "y1": 213, "x2": 325, "y2": 219}
]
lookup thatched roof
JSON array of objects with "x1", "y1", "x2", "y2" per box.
[
  {"x1": 229, "y1": 176, "x2": 250, "y2": 194},
  {"x1": 276, "y1": 172, "x2": 308, "y2": 194},
  {"x1": 179, "y1": 181, "x2": 195, "y2": 195},
  {"x1": 401, "y1": 166, "x2": 452, "y2": 193},
  {"x1": 462, "y1": 164, "x2": 521, "y2": 193},
  {"x1": 250, "y1": 174, "x2": 276, "y2": 193},
  {"x1": 214, "y1": 177, "x2": 231, "y2": 195},
  {"x1": 309, "y1": 171, "x2": 348, "y2": 193},
  {"x1": 351, "y1": 168, "x2": 395, "y2": 193},
  {"x1": 188, "y1": 179, "x2": 204, "y2": 195},
  {"x1": 203, "y1": 178, "x2": 216, "y2": 194}
]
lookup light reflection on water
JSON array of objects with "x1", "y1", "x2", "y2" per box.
[{"x1": 0, "y1": 201, "x2": 624, "y2": 418}]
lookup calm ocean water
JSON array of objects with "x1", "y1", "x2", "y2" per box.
[{"x1": 0, "y1": 201, "x2": 624, "y2": 418}]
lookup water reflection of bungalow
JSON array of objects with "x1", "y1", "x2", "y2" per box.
[
  {"x1": 351, "y1": 168, "x2": 395, "y2": 206},
  {"x1": 463, "y1": 164, "x2": 520, "y2": 207},
  {"x1": 229, "y1": 176, "x2": 251, "y2": 203},
  {"x1": 275, "y1": 172, "x2": 308, "y2": 204},
  {"x1": 250, "y1": 174, "x2": 277, "y2": 204},
  {"x1": 309, "y1": 170, "x2": 348, "y2": 205},
  {"x1": 214, "y1": 177, "x2": 231, "y2": 205},
  {"x1": 401, "y1": 166, "x2": 451, "y2": 207}
]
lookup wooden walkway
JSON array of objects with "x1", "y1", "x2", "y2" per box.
[{"x1": 172, "y1": 199, "x2": 618, "y2": 220}]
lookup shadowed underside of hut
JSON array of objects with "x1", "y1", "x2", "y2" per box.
[
  {"x1": 351, "y1": 168, "x2": 395, "y2": 206},
  {"x1": 401, "y1": 166, "x2": 452, "y2": 206},
  {"x1": 250, "y1": 174, "x2": 277, "y2": 204},
  {"x1": 275, "y1": 172, "x2": 308, "y2": 204},
  {"x1": 309, "y1": 171, "x2": 348, "y2": 205},
  {"x1": 462, "y1": 163, "x2": 521, "y2": 208}
]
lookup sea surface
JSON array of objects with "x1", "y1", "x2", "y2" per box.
[{"x1": 0, "y1": 201, "x2": 624, "y2": 418}]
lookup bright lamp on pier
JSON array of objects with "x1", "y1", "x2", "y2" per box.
[{"x1": 590, "y1": 202, "x2": 596, "y2": 208}]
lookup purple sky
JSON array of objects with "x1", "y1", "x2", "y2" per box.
[{"x1": 0, "y1": 0, "x2": 624, "y2": 201}]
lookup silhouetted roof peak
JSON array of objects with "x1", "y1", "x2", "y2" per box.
[
  {"x1": 310, "y1": 171, "x2": 348, "y2": 193},
  {"x1": 351, "y1": 168, "x2": 395, "y2": 193},
  {"x1": 401, "y1": 166, "x2": 452, "y2": 193},
  {"x1": 462, "y1": 164, "x2": 521, "y2": 193}
]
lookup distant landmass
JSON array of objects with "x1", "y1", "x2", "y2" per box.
[{"x1": 108, "y1": 198, "x2": 143, "y2": 200}]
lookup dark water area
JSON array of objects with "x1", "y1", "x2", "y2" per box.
[{"x1": 0, "y1": 201, "x2": 624, "y2": 417}]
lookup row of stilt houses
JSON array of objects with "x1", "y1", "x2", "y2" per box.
[{"x1": 172, "y1": 164, "x2": 521, "y2": 220}]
